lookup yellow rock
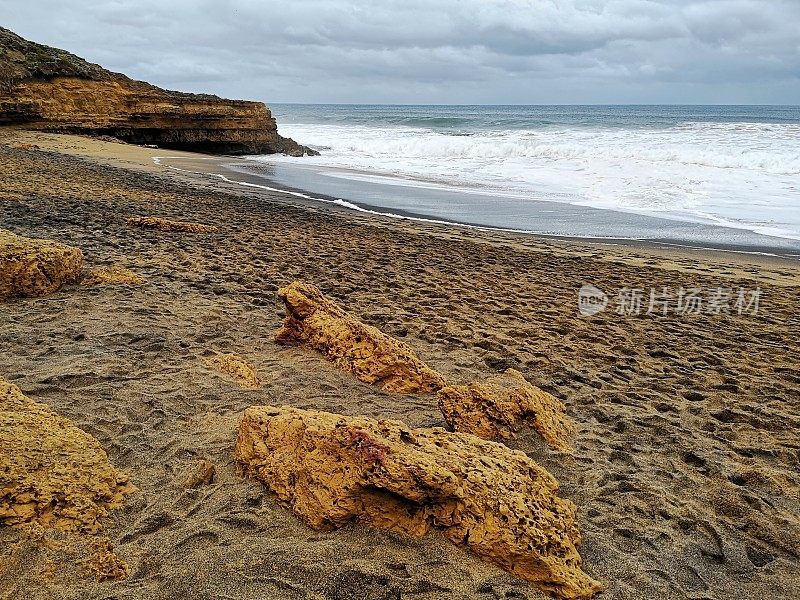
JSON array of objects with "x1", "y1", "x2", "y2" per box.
[
  {"x1": 438, "y1": 368, "x2": 576, "y2": 452},
  {"x1": 207, "y1": 353, "x2": 262, "y2": 389},
  {"x1": 235, "y1": 405, "x2": 602, "y2": 600},
  {"x1": 182, "y1": 459, "x2": 216, "y2": 489},
  {"x1": 275, "y1": 281, "x2": 445, "y2": 394},
  {"x1": 82, "y1": 538, "x2": 129, "y2": 581},
  {"x1": 0, "y1": 377, "x2": 134, "y2": 533},
  {"x1": 0, "y1": 229, "x2": 83, "y2": 298},
  {"x1": 81, "y1": 266, "x2": 145, "y2": 286}
]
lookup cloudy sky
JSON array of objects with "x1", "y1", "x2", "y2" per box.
[{"x1": 2, "y1": 0, "x2": 799, "y2": 104}]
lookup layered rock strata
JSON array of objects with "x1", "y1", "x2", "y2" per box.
[{"x1": 0, "y1": 27, "x2": 316, "y2": 156}]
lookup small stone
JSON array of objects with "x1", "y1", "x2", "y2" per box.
[{"x1": 183, "y1": 459, "x2": 216, "y2": 489}]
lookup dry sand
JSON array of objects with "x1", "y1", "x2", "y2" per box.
[{"x1": 1, "y1": 128, "x2": 799, "y2": 599}]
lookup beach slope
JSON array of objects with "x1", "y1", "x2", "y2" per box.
[{"x1": 0, "y1": 133, "x2": 798, "y2": 599}]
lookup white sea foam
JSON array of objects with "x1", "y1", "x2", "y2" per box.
[{"x1": 251, "y1": 118, "x2": 800, "y2": 241}]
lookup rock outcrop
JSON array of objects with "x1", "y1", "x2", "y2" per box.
[
  {"x1": 438, "y1": 369, "x2": 576, "y2": 452},
  {"x1": 127, "y1": 216, "x2": 218, "y2": 234},
  {"x1": 0, "y1": 228, "x2": 84, "y2": 298},
  {"x1": 0, "y1": 27, "x2": 316, "y2": 156},
  {"x1": 0, "y1": 377, "x2": 133, "y2": 533},
  {"x1": 235, "y1": 405, "x2": 602, "y2": 600},
  {"x1": 275, "y1": 281, "x2": 446, "y2": 393}
]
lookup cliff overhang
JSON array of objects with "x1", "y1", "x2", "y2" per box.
[{"x1": 0, "y1": 27, "x2": 317, "y2": 156}]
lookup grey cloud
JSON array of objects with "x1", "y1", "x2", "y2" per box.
[{"x1": 0, "y1": 0, "x2": 798, "y2": 103}]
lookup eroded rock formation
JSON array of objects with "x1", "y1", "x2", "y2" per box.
[
  {"x1": 235, "y1": 405, "x2": 602, "y2": 600},
  {"x1": 0, "y1": 27, "x2": 316, "y2": 156},
  {"x1": 438, "y1": 368, "x2": 576, "y2": 452},
  {"x1": 0, "y1": 228, "x2": 84, "y2": 298},
  {"x1": 0, "y1": 377, "x2": 133, "y2": 533},
  {"x1": 275, "y1": 281, "x2": 446, "y2": 393},
  {"x1": 127, "y1": 216, "x2": 218, "y2": 233}
]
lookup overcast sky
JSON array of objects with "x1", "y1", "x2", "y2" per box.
[{"x1": 2, "y1": 0, "x2": 799, "y2": 104}]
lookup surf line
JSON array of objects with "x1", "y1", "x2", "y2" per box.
[{"x1": 151, "y1": 156, "x2": 799, "y2": 262}]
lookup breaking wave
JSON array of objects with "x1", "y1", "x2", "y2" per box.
[{"x1": 252, "y1": 105, "x2": 800, "y2": 240}]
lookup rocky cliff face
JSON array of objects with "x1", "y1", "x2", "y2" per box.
[{"x1": 0, "y1": 27, "x2": 316, "y2": 156}]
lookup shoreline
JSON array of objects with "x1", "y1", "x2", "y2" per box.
[
  {"x1": 176, "y1": 153, "x2": 800, "y2": 262},
  {"x1": 163, "y1": 151, "x2": 800, "y2": 262},
  {"x1": 264, "y1": 103, "x2": 800, "y2": 248},
  {"x1": 6, "y1": 128, "x2": 800, "y2": 267}
]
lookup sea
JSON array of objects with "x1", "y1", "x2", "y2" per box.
[{"x1": 242, "y1": 104, "x2": 800, "y2": 253}]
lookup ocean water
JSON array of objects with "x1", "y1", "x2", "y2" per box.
[{"x1": 254, "y1": 105, "x2": 800, "y2": 243}]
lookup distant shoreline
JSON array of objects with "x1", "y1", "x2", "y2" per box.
[
  {"x1": 5, "y1": 127, "x2": 800, "y2": 272},
  {"x1": 155, "y1": 153, "x2": 800, "y2": 262}
]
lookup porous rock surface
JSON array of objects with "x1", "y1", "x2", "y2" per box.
[
  {"x1": 438, "y1": 368, "x2": 576, "y2": 452},
  {"x1": 235, "y1": 405, "x2": 602, "y2": 600},
  {"x1": 275, "y1": 281, "x2": 446, "y2": 393},
  {"x1": 0, "y1": 228, "x2": 84, "y2": 298},
  {"x1": 0, "y1": 377, "x2": 133, "y2": 533}
]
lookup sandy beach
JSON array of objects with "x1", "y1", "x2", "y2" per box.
[{"x1": 1, "y1": 129, "x2": 799, "y2": 599}]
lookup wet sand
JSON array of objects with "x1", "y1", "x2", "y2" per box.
[{"x1": 1, "y1": 129, "x2": 799, "y2": 599}]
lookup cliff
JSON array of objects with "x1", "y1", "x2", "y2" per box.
[{"x1": 0, "y1": 27, "x2": 316, "y2": 156}]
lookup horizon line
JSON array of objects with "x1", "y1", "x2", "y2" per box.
[{"x1": 266, "y1": 102, "x2": 800, "y2": 107}]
